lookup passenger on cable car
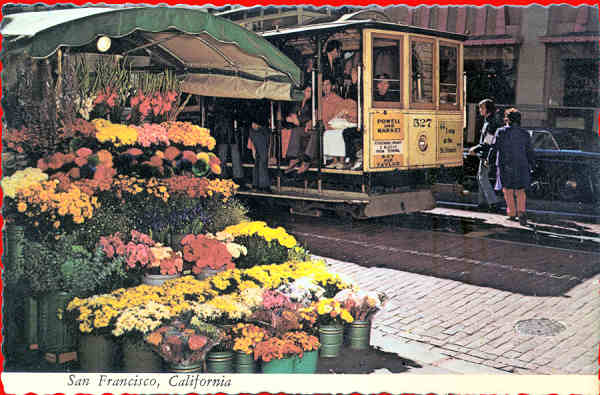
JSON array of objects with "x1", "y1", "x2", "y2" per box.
[
  {"x1": 341, "y1": 52, "x2": 359, "y2": 100},
  {"x1": 322, "y1": 40, "x2": 344, "y2": 93},
  {"x1": 247, "y1": 109, "x2": 272, "y2": 193},
  {"x1": 373, "y1": 74, "x2": 397, "y2": 101},
  {"x1": 321, "y1": 78, "x2": 358, "y2": 169},
  {"x1": 284, "y1": 87, "x2": 315, "y2": 175}
]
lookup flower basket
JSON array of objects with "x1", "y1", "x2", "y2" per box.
[
  {"x1": 294, "y1": 349, "x2": 319, "y2": 373},
  {"x1": 234, "y1": 350, "x2": 257, "y2": 373},
  {"x1": 142, "y1": 273, "x2": 181, "y2": 286},
  {"x1": 122, "y1": 339, "x2": 162, "y2": 372},
  {"x1": 346, "y1": 320, "x2": 371, "y2": 350},
  {"x1": 261, "y1": 356, "x2": 295, "y2": 373},
  {"x1": 78, "y1": 334, "x2": 116, "y2": 372},
  {"x1": 205, "y1": 349, "x2": 234, "y2": 373},
  {"x1": 318, "y1": 324, "x2": 344, "y2": 358}
]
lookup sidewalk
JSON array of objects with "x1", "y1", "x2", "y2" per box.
[{"x1": 320, "y1": 255, "x2": 599, "y2": 375}]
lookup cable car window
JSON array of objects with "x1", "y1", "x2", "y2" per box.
[
  {"x1": 411, "y1": 39, "x2": 434, "y2": 106},
  {"x1": 372, "y1": 37, "x2": 401, "y2": 107},
  {"x1": 439, "y1": 44, "x2": 458, "y2": 106}
]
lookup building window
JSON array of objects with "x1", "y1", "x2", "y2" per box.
[
  {"x1": 410, "y1": 38, "x2": 434, "y2": 107},
  {"x1": 563, "y1": 58, "x2": 599, "y2": 107},
  {"x1": 464, "y1": 45, "x2": 517, "y2": 105},
  {"x1": 439, "y1": 43, "x2": 459, "y2": 106}
]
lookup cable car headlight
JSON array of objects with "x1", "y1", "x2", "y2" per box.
[{"x1": 418, "y1": 135, "x2": 428, "y2": 152}]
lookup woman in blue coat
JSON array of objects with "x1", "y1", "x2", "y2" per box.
[{"x1": 493, "y1": 108, "x2": 535, "y2": 225}]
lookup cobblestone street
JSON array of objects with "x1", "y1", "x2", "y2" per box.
[{"x1": 324, "y1": 256, "x2": 599, "y2": 374}]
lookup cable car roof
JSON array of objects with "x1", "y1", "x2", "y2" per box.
[{"x1": 262, "y1": 19, "x2": 467, "y2": 42}]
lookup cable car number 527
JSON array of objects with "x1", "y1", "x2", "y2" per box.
[{"x1": 413, "y1": 118, "x2": 432, "y2": 128}]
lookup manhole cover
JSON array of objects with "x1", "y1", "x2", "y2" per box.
[{"x1": 514, "y1": 318, "x2": 566, "y2": 336}]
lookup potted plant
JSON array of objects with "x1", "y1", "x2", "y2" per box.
[
  {"x1": 231, "y1": 323, "x2": 270, "y2": 373},
  {"x1": 334, "y1": 289, "x2": 387, "y2": 350},
  {"x1": 281, "y1": 331, "x2": 320, "y2": 373},
  {"x1": 301, "y1": 298, "x2": 354, "y2": 358},
  {"x1": 253, "y1": 336, "x2": 302, "y2": 373},
  {"x1": 179, "y1": 234, "x2": 235, "y2": 280},
  {"x1": 99, "y1": 230, "x2": 183, "y2": 286},
  {"x1": 146, "y1": 317, "x2": 223, "y2": 373}
]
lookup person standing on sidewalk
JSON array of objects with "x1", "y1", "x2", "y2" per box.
[
  {"x1": 468, "y1": 98, "x2": 502, "y2": 211},
  {"x1": 493, "y1": 108, "x2": 535, "y2": 225}
]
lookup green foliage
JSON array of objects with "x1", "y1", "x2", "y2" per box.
[
  {"x1": 23, "y1": 240, "x2": 64, "y2": 295},
  {"x1": 287, "y1": 246, "x2": 311, "y2": 262},
  {"x1": 60, "y1": 245, "x2": 127, "y2": 298},
  {"x1": 72, "y1": 202, "x2": 136, "y2": 251},
  {"x1": 233, "y1": 234, "x2": 289, "y2": 270},
  {"x1": 203, "y1": 197, "x2": 249, "y2": 235}
]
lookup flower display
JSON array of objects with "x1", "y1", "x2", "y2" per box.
[
  {"x1": 112, "y1": 300, "x2": 173, "y2": 337},
  {"x1": 145, "y1": 318, "x2": 223, "y2": 365},
  {"x1": 253, "y1": 336, "x2": 302, "y2": 362},
  {"x1": 113, "y1": 175, "x2": 170, "y2": 203},
  {"x1": 301, "y1": 298, "x2": 354, "y2": 326},
  {"x1": 232, "y1": 323, "x2": 270, "y2": 355},
  {"x1": 221, "y1": 221, "x2": 297, "y2": 249},
  {"x1": 333, "y1": 289, "x2": 387, "y2": 321},
  {"x1": 9, "y1": 180, "x2": 98, "y2": 232},
  {"x1": 162, "y1": 121, "x2": 215, "y2": 149},
  {"x1": 99, "y1": 230, "x2": 184, "y2": 275},
  {"x1": 180, "y1": 234, "x2": 234, "y2": 274},
  {"x1": 277, "y1": 277, "x2": 326, "y2": 306},
  {"x1": 1, "y1": 167, "x2": 48, "y2": 198},
  {"x1": 281, "y1": 331, "x2": 320, "y2": 352},
  {"x1": 92, "y1": 119, "x2": 138, "y2": 147}
]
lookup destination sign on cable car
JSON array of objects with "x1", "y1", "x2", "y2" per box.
[
  {"x1": 370, "y1": 112, "x2": 404, "y2": 169},
  {"x1": 437, "y1": 119, "x2": 462, "y2": 161}
]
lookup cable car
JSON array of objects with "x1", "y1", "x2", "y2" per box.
[{"x1": 217, "y1": 18, "x2": 468, "y2": 219}]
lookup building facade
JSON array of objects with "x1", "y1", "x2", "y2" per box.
[{"x1": 216, "y1": 5, "x2": 599, "y2": 148}]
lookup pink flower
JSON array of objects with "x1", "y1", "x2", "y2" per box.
[{"x1": 76, "y1": 147, "x2": 93, "y2": 159}]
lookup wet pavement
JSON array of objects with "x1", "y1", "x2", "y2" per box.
[{"x1": 262, "y1": 206, "x2": 599, "y2": 374}]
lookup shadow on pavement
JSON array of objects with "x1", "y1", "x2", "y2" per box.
[{"x1": 316, "y1": 346, "x2": 420, "y2": 374}]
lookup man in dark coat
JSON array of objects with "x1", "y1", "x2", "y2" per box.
[
  {"x1": 493, "y1": 108, "x2": 535, "y2": 225},
  {"x1": 468, "y1": 98, "x2": 502, "y2": 211},
  {"x1": 213, "y1": 99, "x2": 244, "y2": 185},
  {"x1": 247, "y1": 106, "x2": 272, "y2": 192}
]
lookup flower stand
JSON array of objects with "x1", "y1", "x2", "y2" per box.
[
  {"x1": 294, "y1": 350, "x2": 319, "y2": 373},
  {"x1": 234, "y1": 351, "x2": 257, "y2": 373},
  {"x1": 346, "y1": 320, "x2": 371, "y2": 350},
  {"x1": 122, "y1": 340, "x2": 162, "y2": 372},
  {"x1": 78, "y1": 334, "x2": 116, "y2": 372},
  {"x1": 206, "y1": 350, "x2": 234, "y2": 373},
  {"x1": 142, "y1": 273, "x2": 181, "y2": 286},
  {"x1": 318, "y1": 324, "x2": 344, "y2": 358},
  {"x1": 261, "y1": 356, "x2": 295, "y2": 373}
]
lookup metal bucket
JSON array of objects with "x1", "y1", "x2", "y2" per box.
[
  {"x1": 206, "y1": 350, "x2": 234, "y2": 373},
  {"x1": 122, "y1": 340, "x2": 162, "y2": 372},
  {"x1": 37, "y1": 292, "x2": 76, "y2": 353},
  {"x1": 261, "y1": 356, "x2": 295, "y2": 373},
  {"x1": 169, "y1": 362, "x2": 203, "y2": 373},
  {"x1": 142, "y1": 273, "x2": 180, "y2": 286},
  {"x1": 346, "y1": 320, "x2": 371, "y2": 350},
  {"x1": 234, "y1": 351, "x2": 257, "y2": 373},
  {"x1": 318, "y1": 324, "x2": 344, "y2": 358},
  {"x1": 294, "y1": 350, "x2": 319, "y2": 373},
  {"x1": 78, "y1": 334, "x2": 115, "y2": 372}
]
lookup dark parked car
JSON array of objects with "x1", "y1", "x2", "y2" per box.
[{"x1": 463, "y1": 128, "x2": 600, "y2": 203}]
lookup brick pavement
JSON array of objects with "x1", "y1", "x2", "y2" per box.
[{"x1": 322, "y1": 256, "x2": 600, "y2": 374}]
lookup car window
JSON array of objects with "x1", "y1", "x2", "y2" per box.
[{"x1": 529, "y1": 130, "x2": 559, "y2": 150}]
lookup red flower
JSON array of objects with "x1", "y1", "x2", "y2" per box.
[
  {"x1": 37, "y1": 158, "x2": 49, "y2": 171},
  {"x1": 188, "y1": 335, "x2": 208, "y2": 351},
  {"x1": 125, "y1": 148, "x2": 143, "y2": 157},
  {"x1": 181, "y1": 150, "x2": 198, "y2": 164},
  {"x1": 48, "y1": 153, "x2": 66, "y2": 170},
  {"x1": 76, "y1": 148, "x2": 93, "y2": 158},
  {"x1": 75, "y1": 156, "x2": 88, "y2": 167},
  {"x1": 67, "y1": 167, "x2": 81, "y2": 180},
  {"x1": 164, "y1": 146, "x2": 181, "y2": 162}
]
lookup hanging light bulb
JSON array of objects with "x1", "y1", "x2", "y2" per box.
[{"x1": 97, "y1": 36, "x2": 112, "y2": 52}]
